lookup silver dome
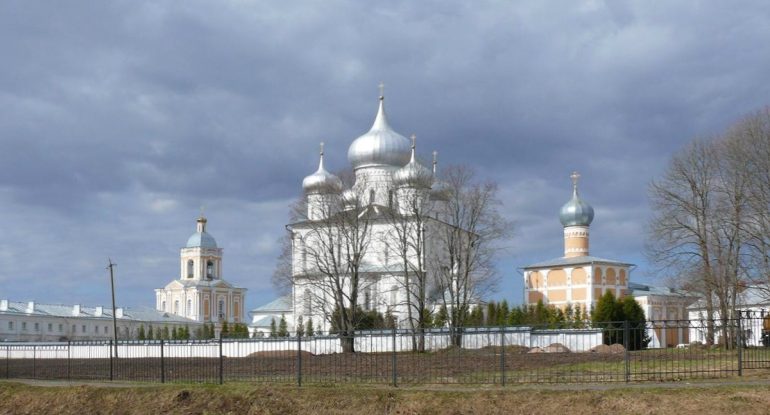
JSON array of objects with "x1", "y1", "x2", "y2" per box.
[
  {"x1": 429, "y1": 151, "x2": 451, "y2": 201},
  {"x1": 430, "y1": 181, "x2": 452, "y2": 202},
  {"x1": 342, "y1": 188, "x2": 358, "y2": 208},
  {"x1": 303, "y1": 146, "x2": 343, "y2": 195},
  {"x1": 347, "y1": 96, "x2": 411, "y2": 170},
  {"x1": 559, "y1": 172, "x2": 594, "y2": 227},
  {"x1": 393, "y1": 137, "x2": 433, "y2": 189}
]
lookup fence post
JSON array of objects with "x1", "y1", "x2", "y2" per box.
[
  {"x1": 67, "y1": 341, "x2": 71, "y2": 381},
  {"x1": 297, "y1": 332, "x2": 302, "y2": 387},
  {"x1": 109, "y1": 340, "x2": 114, "y2": 381},
  {"x1": 218, "y1": 336, "x2": 224, "y2": 385},
  {"x1": 160, "y1": 340, "x2": 165, "y2": 384},
  {"x1": 623, "y1": 321, "x2": 630, "y2": 383},
  {"x1": 737, "y1": 314, "x2": 743, "y2": 376},
  {"x1": 391, "y1": 327, "x2": 397, "y2": 387},
  {"x1": 5, "y1": 345, "x2": 9, "y2": 379},
  {"x1": 32, "y1": 345, "x2": 36, "y2": 380},
  {"x1": 500, "y1": 327, "x2": 506, "y2": 386}
]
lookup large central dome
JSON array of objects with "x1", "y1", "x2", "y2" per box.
[{"x1": 347, "y1": 97, "x2": 411, "y2": 170}]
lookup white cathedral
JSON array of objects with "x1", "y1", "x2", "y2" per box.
[{"x1": 251, "y1": 92, "x2": 456, "y2": 335}]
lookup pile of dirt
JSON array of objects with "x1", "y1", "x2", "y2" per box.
[
  {"x1": 542, "y1": 343, "x2": 571, "y2": 353},
  {"x1": 528, "y1": 343, "x2": 571, "y2": 353},
  {"x1": 246, "y1": 350, "x2": 314, "y2": 358},
  {"x1": 590, "y1": 344, "x2": 625, "y2": 354}
]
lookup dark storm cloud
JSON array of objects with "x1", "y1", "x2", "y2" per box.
[{"x1": 1, "y1": 1, "x2": 770, "y2": 308}]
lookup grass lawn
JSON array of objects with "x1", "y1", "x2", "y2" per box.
[{"x1": 3, "y1": 379, "x2": 770, "y2": 414}]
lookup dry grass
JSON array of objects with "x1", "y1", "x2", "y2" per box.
[{"x1": 3, "y1": 380, "x2": 770, "y2": 415}]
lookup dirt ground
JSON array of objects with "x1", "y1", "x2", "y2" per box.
[
  {"x1": 3, "y1": 378, "x2": 770, "y2": 415},
  {"x1": 6, "y1": 345, "x2": 750, "y2": 385}
]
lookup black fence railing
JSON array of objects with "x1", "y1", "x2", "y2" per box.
[{"x1": 2, "y1": 316, "x2": 770, "y2": 385}]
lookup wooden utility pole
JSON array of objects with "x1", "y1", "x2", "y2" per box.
[{"x1": 107, "y1": 259, "x2": 119, "y2": 358}]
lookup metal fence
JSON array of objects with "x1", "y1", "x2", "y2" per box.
[{"x1": 3, "y1": 316, "x2": 770, "y2": 386}]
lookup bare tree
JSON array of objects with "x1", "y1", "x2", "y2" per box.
[
  {"x1": 381, "y1": 183, "x2": 433, "y2": 351},
  {"x1": 648, "y1": 139, "x2": 721, "y2": 344},
  {"x1": 290, "y1": 189, "x2": 374, "y2": 353},
  {"x1": 728, "y1": 109, "x2": 770, "y2": 288},
  {"x1": 648, "y1": 123, "x2": 759, "y2": 346},
  {"x1": 429, "y1": 165, "x2": 511, "y2": 347},
  {"x1": 272, "y1": 198, "x2": 306, "y2": 296}
]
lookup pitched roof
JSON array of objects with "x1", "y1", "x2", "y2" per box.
[
  {"x1": 628, "y1": 281, "x2": 693, "y2": 298},
  {"x1": 523, "y1": 255, "x2": 633, "y2": 269},
  {"x1": 0, "y1": 301, "x2": 196, "y2": 324},
  {"x1": 250, "y1": 295, "x2": 293, "y2": 314}
]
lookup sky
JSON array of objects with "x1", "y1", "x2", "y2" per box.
[{"x1": 1, "y1": 1, "x2": 770, "y2": 312}]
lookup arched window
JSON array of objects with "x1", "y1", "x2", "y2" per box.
[
  {"x1": 186, "y1": 299, "x2": 192, "y2": 316},
  {"x1": 369, "y1": 189, "x2": 375, "y2": 205},
  {"x1": 218, "y1": 299, "x2": 225, "y2": 321},
  {"x1": 187, "y1": 260, "x2": 194, "y2": 278},
  {"x1": 161, "y1": 300, "x2": 166, "y2": 311},
  {"x1": 173, "y1": 300, "x2": 179, "y2": 314},
  {"x1": 207, "y1": 260, "x2": 215, "y2": 279},
  {"x1": 303, "y1": 289, "x2": 312, "y2": 314},
  {"x1": 390, "y1": 285, "x2": 398, "y2": 306}
]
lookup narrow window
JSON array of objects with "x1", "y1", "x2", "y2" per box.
[
  {"x1": 8, "y1": 321, "x2": 12, "y2": 330},
  {"x1": 34, "y1": 322, "x2": 39, "y2": 331},
  {"x1": 58, "y1": 324, "x2": 63, "y2": 332},
  {"x1": 207, "y1": 260, "x2": 215, "y2": 279},
  {"x1": 95, "y1": 326, "x2": 99, "y2": 334},
  {"x1": 388, "y1": 190, "x2": 393, "y2": 208},
  {"x1": 364, "y1": 288, "x2": 372, "y2": 311},
  {"x1": 174, "y1": 300, "x2": 179, "y2": 314},
  {"x1": 391, "y1": 285, "x2": 398, "y2": 306},
  {"x1": 82, "y1": 325, "x2": 86, "y2": 333},
  {"x1": 218, "y1": 299, "x2": 225, "y2": 321},
  {"x1": 21, "y1": 322, "x2": 26, "y2": 331},
  {"x1": 161, "y1": 300, "x2": 166, "y2": 311},
  {"x1": 187, "y1": 260, "x2": 194, "y2": 278},
  {"x1": 48, "y1": 323, "x2": 52, "y2": 332},
  {"x1": 187, "y1": 299, "x2": 192, "y2": 316},
  {"x1": 369, "y1": 189, "x2": 375, "y2": 204}
]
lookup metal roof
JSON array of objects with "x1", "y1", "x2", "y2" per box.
[
  {"x1": 0, "y1": 300, "x2": 196, "y2": 324},
  {"x1": 250, "y1": 295, "x2": 293, "y2": 313},
  {"x1": 523, "y1": 255, "x2": 633, "y2": 270}
]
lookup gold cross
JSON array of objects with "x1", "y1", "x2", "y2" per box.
[
  {"x1": 320, "y1": 141, "x2": 324, "y2": 156},
  {"x1": 378, "y1": 81, "x2": 385, "y2": 98}
]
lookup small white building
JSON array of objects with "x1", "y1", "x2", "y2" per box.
[
  {"x1": 688, "y1": 285, "x2": 770, "y2": 347},
  {"x1": 0, "y1": 299, "x2": 198, "y2": 342},
  {"x1": 155, "y1": 216, "x2": 247, "y2": 329},
  {"x1": 248, "y1": 295, "x2": 294, "y2": 337}
]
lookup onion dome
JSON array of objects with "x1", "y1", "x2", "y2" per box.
[
  {"x1": 347, "y1": 92, "x2": 411, "y2": 170},
  {"x1": 302, "y1": 143, "x2": 343, "y2": 195},
  {"x1": 559, "y1": 171, "x2": 594, "y2": 227},
  {"x1": 186, "y1": 216, "x2": 218, "y2": 248},
  {"x1": 393, "y1": 135, "x2": 433, "y2": 189},
  {"x1": 429, "y1": 151, "x2": 452, "y2": 201}
]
